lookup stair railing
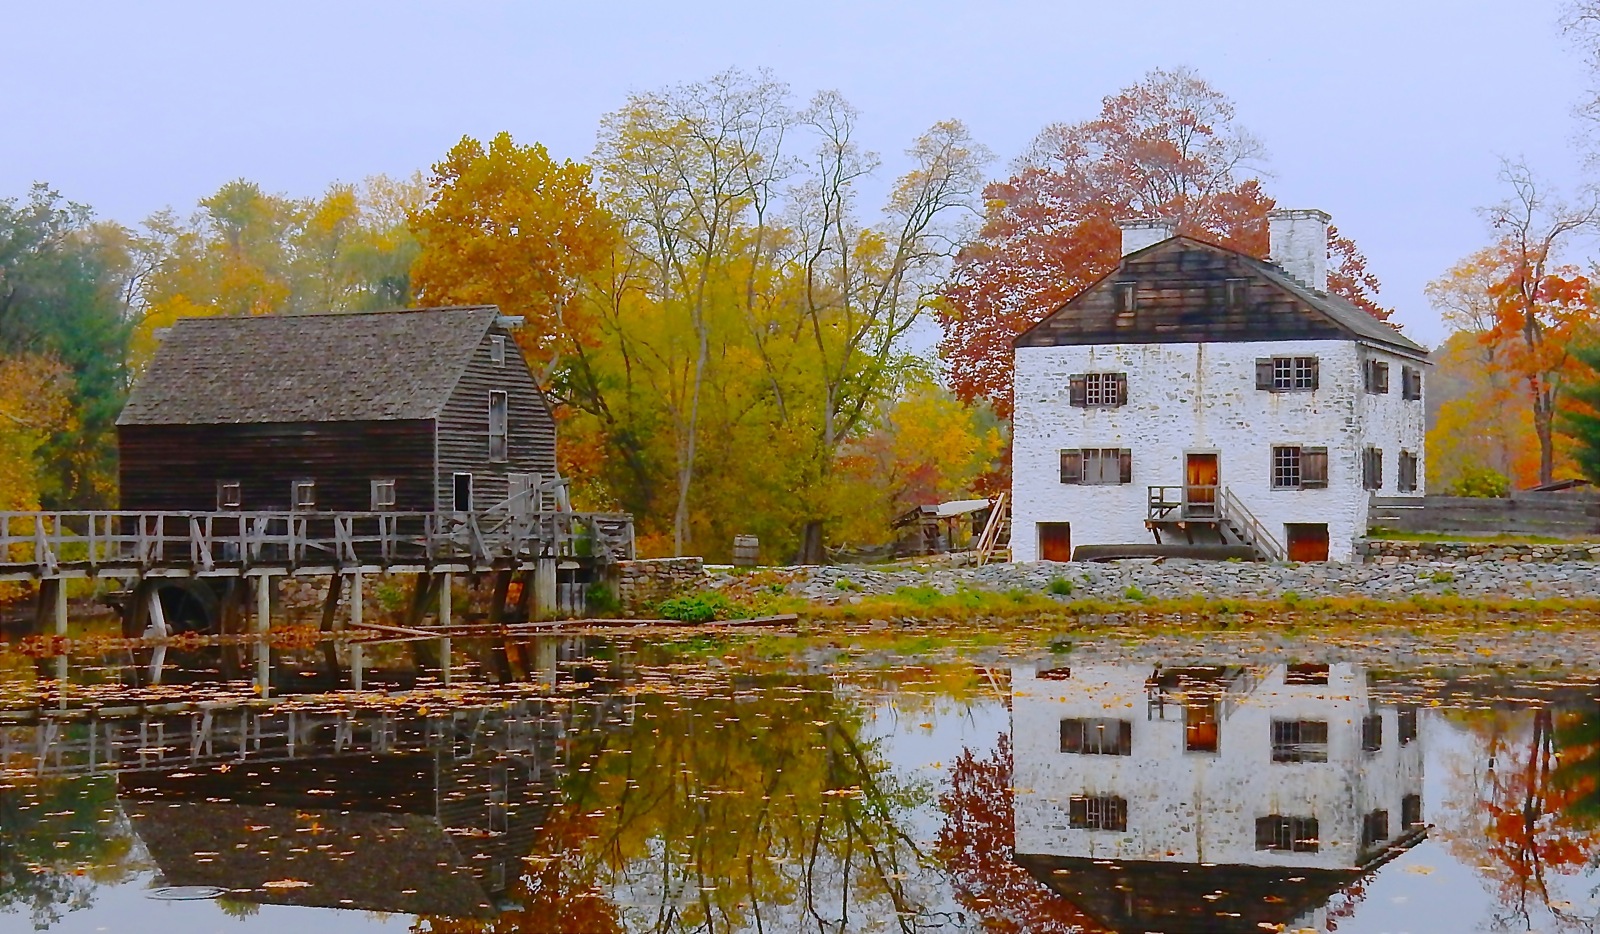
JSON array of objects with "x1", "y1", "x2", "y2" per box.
[{"x1": 1217, "y1": 487, "x2": 1286, "y2": 561}]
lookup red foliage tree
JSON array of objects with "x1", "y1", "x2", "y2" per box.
[
  {"x1": 937, "y1": 67, "x2": 1390, "y2": 420},
  {"x1": 935, "y1": 734, "x2": 1104, "y2": 933}
]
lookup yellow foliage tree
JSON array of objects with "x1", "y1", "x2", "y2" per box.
[{"x1": 410, "y1": 132, "x2": 616, "y2": 378}]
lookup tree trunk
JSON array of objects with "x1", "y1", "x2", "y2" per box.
[
  {"x1": 1535, "y1": 387, "x2": 1556, "y2": 486},
  {"x1": 798, "y1": 520, "x2": 825, "y2": 565}
]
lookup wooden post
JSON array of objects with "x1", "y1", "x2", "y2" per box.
[
  {"x1": 54, "y1": 578, "x2": 67, "y2": 637},
  {"x1": 349, "y1": 571, "x2": 363, "y2": 690},
  {"x1": 147, "y1": 586, "x2": 170, "y2": 638},
  {"x1": 319, "y1": 574, "x2": 344, "y2": 679},
  {"x1": 439, "y1": 571, "x2": 452, "y2": 686},
  {"x1": 534, "y1": 559, "x2": 557, "y2": 621},
  {"x1": 488, "y1": 568, "x2": 514, "y2": 623},
  {"x1": 255, "y1": 574, "x2": 271, "y2": 697}
]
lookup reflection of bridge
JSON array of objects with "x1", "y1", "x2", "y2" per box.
[{"x1": 1013, "y1": 662, "x2": 1427, "y2": 934}]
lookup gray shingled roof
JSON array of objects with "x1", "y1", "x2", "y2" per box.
[
  {"x1": 118, "y1": 306, "x2": 502, "y2": 425},
  {"x1": 1233, "y1": 251, "x2": 1429, "y2": 357}
]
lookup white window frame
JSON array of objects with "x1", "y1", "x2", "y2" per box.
[
  {"x1": 490, "y1": 334, "x2": 506, "y2": 366},
  {"x1": 489, "y1": 390, "x2": 509, "y2": 463},
  {"x1": 1274, "y1": 356, "x2": 1317, "y2": 391},
  {"x1": 292, "y1": 480, "x2": 316, "y2": 510},
  {"x1": 217, "y1": 481, "x2": 242, "y2": 510},
  {"x1": 371, "y1": 479, "x2": 397, "y2": 511}
]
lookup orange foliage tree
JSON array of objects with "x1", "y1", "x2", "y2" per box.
[
  {"x1": 937, "y1": 66, "x2": 1390, "y2": 420},
  {"x1": 1477, "y1": 161, "x2": 1599, "y2": 486}
]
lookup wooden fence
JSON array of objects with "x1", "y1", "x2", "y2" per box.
[{"x1": 1369, "y1": 494, "x2": 1600, "y2": 538}]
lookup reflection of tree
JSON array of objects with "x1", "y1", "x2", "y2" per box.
[
  {"x1": 0, "y1": 774, "x2": 137, "y2": 930},
  {"x1": 1438, "y1": 707, "x2": 1600, "y2": 932},
  {"x1": 934, "y1": 734, "x2": 1101, "y2": 934},
  {"x1": 420, "y1": 676, "x2": 931, "y2": 933}
]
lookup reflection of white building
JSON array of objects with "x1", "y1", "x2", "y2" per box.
[{"x1": 1012, "y1": 662, "x2": 1426, "y2": 934}]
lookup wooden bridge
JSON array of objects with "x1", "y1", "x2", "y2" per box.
[
  {"x1": 0, "y1": 509, "x2": 634, "y2": 582},
  {"x1": 0, "y1": 507, "x2": 636, "y2": 643}
]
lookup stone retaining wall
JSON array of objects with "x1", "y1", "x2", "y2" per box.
[
  {"x1": 616, "y1": 557, "x2": 707, "y2": 615},
  {"x1": 1358, "y1": 540, "x2": 1600, "y2": 563}
]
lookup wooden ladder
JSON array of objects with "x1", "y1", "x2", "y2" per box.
[{"x1": 973, "y1": 493, "x2": 1010, "y2": 566}]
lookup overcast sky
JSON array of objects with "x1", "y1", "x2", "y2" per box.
[{"x1": 4, "y1": 0, "x2": 1594, "y2": 350}]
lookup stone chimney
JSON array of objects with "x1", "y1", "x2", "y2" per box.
[
  {"x1": 1118, "y1": 217, "x2": 1176, "y2": 257},
  {"x1": 1268, "y1": 208, "x2": 1331, "y2": 292}
]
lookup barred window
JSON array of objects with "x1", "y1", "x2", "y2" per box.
[
  {"x1": 1069, "y1": 795, "x2": 1128, "y2": 831},
  {"x1": 1061, "y1": 717, "x2": 1133, "y2": 755},
  {"x1": 1256, "y1": 815, "x2": 1319, "y2": 852},
  {"x1": 1273, "y1": 446, "x2": 1301, "y2": 490},
  {"x1": 1271, "y1": 719, "x2": 1329, "y2": 762},
  {"x1": 1276, "y1": 357, "x2": 1317, "y2": 390}
]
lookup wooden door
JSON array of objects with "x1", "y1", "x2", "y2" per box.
[
  {"x1": 1039, "y1": 522, "x2": 1072, "y2": 562},
  {"x1": 1185, "y1": 453, "x2": 1219, "y2": 516},
  {"x1": 1286, "y1": 523, "x2": 1330, "y2": 562}
]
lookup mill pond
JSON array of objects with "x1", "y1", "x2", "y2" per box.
[{"x1": 4, "y1": 623, "x2": 1600, "y2": 934}]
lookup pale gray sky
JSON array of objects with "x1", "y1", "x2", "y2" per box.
[{"x1": 4, "y1": 0, "x2": 1593, "y2": 349}]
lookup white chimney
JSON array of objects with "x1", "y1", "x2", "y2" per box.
[
  {"x1": 1268, "y1": 208, "x2": 1331, "y2": 292},
  {"x1": 1118, "y1": 217, "x2": 1176, "y2": 257}
]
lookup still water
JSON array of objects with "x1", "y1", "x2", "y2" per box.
[{"x1": 2, "y1": 636, "x2": 1598, "y2": 933}]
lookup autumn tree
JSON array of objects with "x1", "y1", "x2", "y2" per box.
[
  {"x1": 1476, "y1": 160, "x2": 1598, "y2": 486},
  {"x1": 0, "y1": 185, "x2": 133, "y2": 507},
  {"x1": 937, "y1": 66, "x2": 1390, "y2": 420},
  {"x1": 411, "y1": 133, "x2": 614, "y2": 378}
]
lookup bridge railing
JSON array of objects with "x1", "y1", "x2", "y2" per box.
[{"x1": 0, "y1": 509, "x2": 635, "y2": 574}]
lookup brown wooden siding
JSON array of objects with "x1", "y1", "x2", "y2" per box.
[
  {"x1": 118, "y1": 420, "x2": 436, "y2": 512},
  {"x1": 1015, "y1": 240, "x2": 1349, "y2": 348},
  {"x1": 434, "y1": 327, "x2": 559, "y2": 511}
]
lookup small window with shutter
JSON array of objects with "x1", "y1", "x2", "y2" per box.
[
  {"x1": 1363, "y1": 447, "x2": 1384, "y2": 490},
  {"x1": 1225, "y1": 278, "x2": 1248, "y2": 309},
  {"x1": 490, "y1": 334, "x2": 506, "y2": 366},
  {"x1": 1069, "y1": 373, "x2": 1127, "y2": 408},
  {"x1": 1398, "y1": 451, "x2": 1418, "y2": 492},
  {"x1": 1258, "y1": 356, "x2": 1319, "y2": 392},
  {"x1": 1364, "y1": 359, "x2": 1390, "y2": 394},
  {"x1": 489, "y1": 391, "x2": 509, "y2": 462},
  {"x1": 1061, "y1": 448, "x2": 1131, "y2": 484},
  {"x1": 1271, "y1": 446, "x2": 1327, "y2": 490},
  {"x1": 1402, "y1": 366, "x2": 1423, "y2": 400},
  {"x1": 1114, "y1": 282, "x2": 1137, "y2": 315}
]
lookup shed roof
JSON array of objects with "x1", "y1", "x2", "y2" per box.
[{"x1": 118, "y1": 306, "x2": 505, "y2": 426}]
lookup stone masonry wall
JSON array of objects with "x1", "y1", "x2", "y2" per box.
[
  {"x1": 616, "y1": 557, "x2": 707, "y2": 615},
  {"x1": 1358, "y1": 540, "x2": 1600, "y2": 563}
]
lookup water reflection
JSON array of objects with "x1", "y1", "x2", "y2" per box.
[
  {"x1": 1008, "y1": 663, "x2": 1425, "y2": 933},
  {"x1": 8, "y1": 640, "x2": 1600, "y2": 932}
]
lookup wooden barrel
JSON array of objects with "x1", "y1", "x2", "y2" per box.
[{"x1": 732, "y1": 535, "x2": 760, "y2": 567}]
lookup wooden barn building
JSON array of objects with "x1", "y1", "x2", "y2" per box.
[{"x1": 117, "y1": 306, "x2": 557, "y2": 515}]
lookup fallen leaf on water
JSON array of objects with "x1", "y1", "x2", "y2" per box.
[{"x1": 261, "y1": 879, "x2": 312, "y2": 889}]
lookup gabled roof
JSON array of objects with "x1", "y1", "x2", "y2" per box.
[
  {"x1": 1230, "y1": 248, "x2": 1427, "y2": 356},
  {"x1": 118, "y1": 306, "x2": 505, "y2": 426},
  {"x1": 1014, "y1": 236, "x2": 1428, "y2": 358}
]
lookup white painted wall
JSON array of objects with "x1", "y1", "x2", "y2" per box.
[
  {"x1": 1012, "y1": 663, "x2": 1424, "y2": 871},
  {"x1": 1011, "y1": 339, "x2": 1426, "y2": 561}
]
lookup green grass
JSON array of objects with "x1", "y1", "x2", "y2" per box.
[{"x1": 1367, "y1": 528, "x2": 1589, "y2": 545}]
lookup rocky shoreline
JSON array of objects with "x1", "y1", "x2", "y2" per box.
[{"x1": 707, "y1": 556, "x2": 1600, "y2": 604}]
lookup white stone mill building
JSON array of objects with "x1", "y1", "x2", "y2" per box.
[{"x1": 1010, "y1": 210, "x2": 1428, "y2": 562}]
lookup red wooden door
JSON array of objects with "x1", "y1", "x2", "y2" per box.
[{"x1": 1039, "y1": 523, "x2": 1072, "y2": 562}]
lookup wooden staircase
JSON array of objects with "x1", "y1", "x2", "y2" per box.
[
  {"x1": 1216, "y1": 488, "x2": 1285, "y2": 561},
  {"x1": 1145, "y1": 485, "x2": 1284, "y2": 562},
  {"x1": 973, "y1": 493, "x2": 1011, "y2": 566}
]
